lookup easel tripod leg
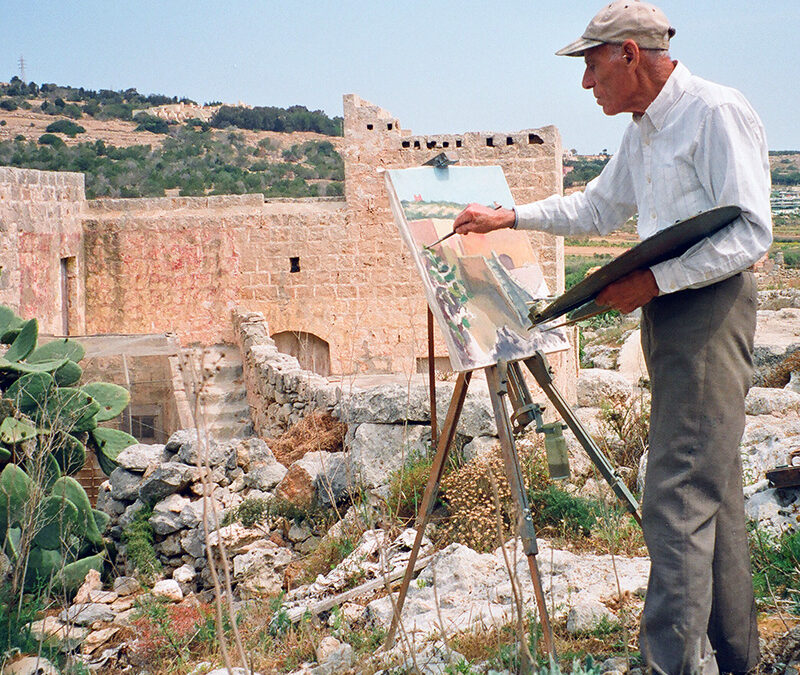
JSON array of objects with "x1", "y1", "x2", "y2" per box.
[
  {"x1": 384, "y1": 371, "x2": 472, "y2": 648},
  {"x1": 485, "y1": 364, "x2": 557, "y2": 661}
]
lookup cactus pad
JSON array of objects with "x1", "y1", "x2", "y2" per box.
[
  {"x1": 53, "y1": 360, "x2": 83, "y2": 387},
  {"x1": 90, "y1": 427, "x2": 137, "y2": 475},
  {"x1": 81, "y1": 382, "x2": 130, "y2": 422},
  {"x1": 28, "y1": 338, "x2": 86, "y2": 365},
  {"x1": 4, "y1": 319, "x2": 38, "y2": 362}
]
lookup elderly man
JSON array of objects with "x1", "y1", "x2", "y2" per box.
[{"x1": 453, "y1": 1, "x2": 771, "y2": 673}]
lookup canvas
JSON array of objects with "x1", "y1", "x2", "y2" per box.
[{"x1": 384, "y1": 165, "x2": 570, "y2": 372}]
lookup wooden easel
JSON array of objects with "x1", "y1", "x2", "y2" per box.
[{"x1": 384, "y1": 348, "x2": 642, "y2": 662}]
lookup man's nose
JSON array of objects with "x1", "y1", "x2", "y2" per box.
[{"x1": 582, "y1": 68, "x2": 595, "y2": 90}]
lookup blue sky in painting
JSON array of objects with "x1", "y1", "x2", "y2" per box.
[{"x1": 387, "y1": 166, "x2": 514, "y2": 208}]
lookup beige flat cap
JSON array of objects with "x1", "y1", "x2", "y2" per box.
[{"x1": 556, "y1": 0, "x2": 676, "y2": 57}]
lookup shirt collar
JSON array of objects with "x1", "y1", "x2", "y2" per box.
[{"x1": 640, "y1": 61, "x2": 690, "y2": 132}]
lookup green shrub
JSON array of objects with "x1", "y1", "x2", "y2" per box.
[
  {"x1": 45, "y1": 119, "x2": 86, "y2": 137},
  {"x1": 134, "y1": 114, "x2": 170, "y2": 134},
  {"x1": 749, "y1": 526, "x2": 800, "y2": 611},
  {"x1": 388, "y1": 452, "x2": 435, "y2": 521},
  {"x1": 38, "y1": 133, "x2": 65, "y2": 148},
  {"x1": 0, "y1": 99, "x2": 17, "y2": 111},
  {"x1": 528, "y1": 485, "x2": 603, "y2": 536},
  {"x1": 122, "y1": 506, "x2": 162, "y2": 581}
]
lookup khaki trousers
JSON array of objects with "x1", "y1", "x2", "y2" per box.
[{"x1": 639, "y1": 272, "x2": 760, "y2": 674}]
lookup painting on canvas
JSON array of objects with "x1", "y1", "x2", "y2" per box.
[{"x1": 384, "y1": 165, "x2": 569, "y2": 372}]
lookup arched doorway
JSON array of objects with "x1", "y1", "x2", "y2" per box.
[{"x1": 271, "y1": 331, "x2": 331, "y2": 376}]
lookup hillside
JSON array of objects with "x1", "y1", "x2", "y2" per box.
[{"x1": 0, "y1": 77, "x2": 344, "y2": 199}]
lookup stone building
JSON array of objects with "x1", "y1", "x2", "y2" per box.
[{"x1": 0, "y1": 94, "x2": 576, "y2": 446}]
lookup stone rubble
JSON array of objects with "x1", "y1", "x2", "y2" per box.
[{"x1": 15, "y1": 291, "x2": 800, "y2": 673}]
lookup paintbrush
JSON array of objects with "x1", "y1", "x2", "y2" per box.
[{"x1": 424, "y1": 203, "x2": 503, "y2": 250}]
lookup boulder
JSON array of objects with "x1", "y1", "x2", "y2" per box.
[
  {"x1": 368, "y1": 543, "x2": 508, "y2": 638},
  {"x1": 335, "y1": 381, "x2": 496, "y2": 437},
  {"x1": 173, "y1": 563, "x2": 196, "y2": 584},
  {"x1": 616, "y1": 329, "x2": 648, "y2": 385},
  {"x1": 168, "y1": 429, "x2": 234, "y2": 469},
  {"x1": 275, "y1": 451, "x2": 348, "y2": 507},
  {"x1": 149, "y1": 493, "x2": 192, "y2": 535},
  {"x1": 181, "y1": 527, "x2": 207, "y2": 559},
  {"x1": 152, "y1": 579, "x2": 183, "y2": 602},
  {"x1": 577, "y1": 369, "x2": 633, "y2": 408},
  {"x1": 740, "y1": 415, "x2": 800, "y2": 487},
  {"x1": 115, "y1": 443, "x2": 170, "y2": 472},
  {"x1": 233, "y1": 540, "x2": 296, "y2": 596},
  {"x1": 60, "y1": 603, "x2": 114, "y2": 626},
  {"x1": 138, "y1": 462, "x2": 194, "y2": 505},
  {"x1": 73, "y1": 568, "x2": 102, "y2": 604},
  {"x1": 29, "y1": 616, "x2": 88, "y2": 651},
  {"x1": 95, "y1": 482, "x2": 125, "y2": 516},
  {"x1": 158, "y1": 533, "x2": 184, "y2": 557},
  {"x1": 367, "y1": 536, "x2": 649, "y2": 644},
  {"x1": 3, "y1": 656, "x2": 59, "y2": 675},
  {"x1": 582, "y1": 344, "x2": 619, "y2": 370},
  {"x1": 313, "y1": 636, "x2": 355, "y2": 675},
  {"x1": 87, "y1": 590, "x2": 117, "y2": 604},
  {"x1": 207, "y1": 523, "x2": 263, "y2": 554},
  {"x1": 81, "y1": 625, "x2": 119, "y2": 654},
  {"x1": 461, "y1": 435, "x2": 498, "y2": 462},
  {"x1": 345, "y1": 423, "x2": 430, "y2": 488},
  {"x1": 113, "y1": 576, "x2": 140, "y2": 596},
  {"x1": 745, "y1": 387, "x2": 800, "y2": 416},
  {"x1": 235, "y1": 437, "x2": 277, "y2": 470},
  {"x1": 118, "y1": 499, "x2": 146, "y2": 530},
  {"x1": 109, "y1": 467, "x2": 141, "y2": 502},
  {"x1": 566, "y1": 595, "x2": 616, "y2": 633},
  {"x1": 745, "y1": 486, "x2": 800, "y2": 536},
  {"x1": 244, "y1": 464, "x2": 287, "y2": 491}
]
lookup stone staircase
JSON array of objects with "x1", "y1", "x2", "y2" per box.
[{"x1": 181, "y1": 345, "x2": 254, "y2": 442}]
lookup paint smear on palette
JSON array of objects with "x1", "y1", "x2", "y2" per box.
[{"x1": 384, "y1": 165, "x2": 569, "y2": 372}]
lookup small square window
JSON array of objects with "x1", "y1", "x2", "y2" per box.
[{"x1": 290, "y1": 257, "x2": 300, "y2": 273}]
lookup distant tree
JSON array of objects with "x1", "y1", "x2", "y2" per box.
[
  {"x1": 38, "y1": 133, "x2": 65, "y2": 148},
  {"x1": 133, "y1": 114, "x2": 169, "y2": 134},
  {"x1": 0, "y1": 99, "x2": 18, "y2": 111},
  {"x1": 45, "y1": 119, "x2": 86, "y2": 137}
]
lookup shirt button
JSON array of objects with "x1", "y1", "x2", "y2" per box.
[
  {"x1": 651, "y1": 212, "x2": 657, "y2": 219},
  {"x1": 647, "y1": 176, "x2": 652, "y2": 184}
]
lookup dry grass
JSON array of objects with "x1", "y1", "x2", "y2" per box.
[
  {"x1": 268, "y1": 411, "x2": 347, "y2": 467},
  {"x1": 762, "y1": 350, "x2": 800, "y2": 388}
]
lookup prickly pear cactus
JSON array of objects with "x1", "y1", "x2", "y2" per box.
[
  {"x1": 1, "y1": 464, "x2": 106, "y2": 592},
  {"x1": 0, "y1": 304, "x2": 135, "y2": 477}
]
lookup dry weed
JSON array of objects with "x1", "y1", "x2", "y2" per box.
[
  {"x1": 438, "y1": 441, "x2": 550, "y2": 552},
  {"x1": 762, "y1": 349, "x2": 800, "y2": 388},
  {"x1": 598, "y1": 392, "x2": 649, "y2": 492},
  {"x1": 268, "y1": 411, "x2": 347, "y2": 467}
]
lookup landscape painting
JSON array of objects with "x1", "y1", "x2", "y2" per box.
[{"x1": 384, "y1": 165, "x2": 569, "y2": 372}]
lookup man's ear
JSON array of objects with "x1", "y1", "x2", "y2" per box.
[{"x1": 621, "y1": 39, "x2": 640, "y2": 66}]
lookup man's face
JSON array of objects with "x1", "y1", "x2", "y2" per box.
[{"x1": 582, "y1": 44, "x2": 634, "y2": 116}]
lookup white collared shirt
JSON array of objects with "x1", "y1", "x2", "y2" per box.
[{"x1": 515, "y1": 62, "x2": 772, "y2": 293}]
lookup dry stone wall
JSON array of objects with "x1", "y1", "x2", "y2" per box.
[
  {"x1": 234, "y1": 309, "x2": 339, "y2": 437},
  {"x1": 0, "y1": 167, "x2": 85, "y2": 334}
]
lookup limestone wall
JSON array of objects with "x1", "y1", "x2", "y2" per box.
[
  {"x1": 0, "y1": 167, "x2": 86, "y2": 334},
  {"x1": 341, "y1": 94, "x2": 577, "y2": 398},
  {"x1": 0, "y1": 95, "x2": 576, "y2": 396},
  {"x1": 234, "y1": 309, "x2": 339, "y2": 437}
]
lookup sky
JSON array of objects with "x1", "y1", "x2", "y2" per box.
[{"x1": 2, "y1": 1, "x2": 798, "y2": 154}]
